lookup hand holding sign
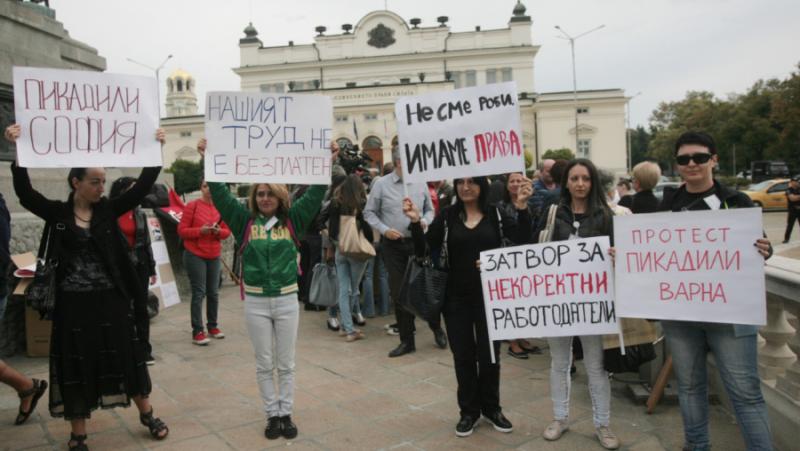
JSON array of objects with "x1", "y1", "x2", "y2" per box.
[
  {"x1": 403, "y1": 197, "x2": 421, "y2": 223},
  {"x1": 4, "y1": 124, "x2": 21, "y2": 143},
  {"x1": 755, "y1": 238, "x2": 771, "y2": 258}
]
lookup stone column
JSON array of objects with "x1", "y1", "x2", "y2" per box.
[{"x1": 758, "y1": 294, "x2": 797, "y2": 383}]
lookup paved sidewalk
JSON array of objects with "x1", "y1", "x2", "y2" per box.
[{"x1": 1, "y1": 282, "x2": 748, "y2": 450}]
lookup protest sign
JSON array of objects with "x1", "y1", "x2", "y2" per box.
[
  {"x1": 12, "y1": 66, "x2": 161, "y2": 168},
  {"x1": 613, "y1": 208, "x2": 766, "y2": 325},
  {"x1": 204, "y1": 92, "x2": 333, "y2": 184},
  {"x1": 480, "y1": 237, "x2": 619, "y2": 352},
  {"x1": 395, "y1": 82, "x2": 525, "y2": 184},
  {"x1": 147, "y1": 217, "x2": 180, "y2": 309}
]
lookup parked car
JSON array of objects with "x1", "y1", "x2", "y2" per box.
[
  {"x1": 736, "y1": 170, "x2": 752, "y2": 180},
  {"x1": 653, "y1": 181, "x2": 682, "y2": 201},
  {"x1": 751, "y1": 161, "x2": 790, "y2": 183},
  {"x1": 742, "y1": 179, "x2": 790, "y2": 210}
]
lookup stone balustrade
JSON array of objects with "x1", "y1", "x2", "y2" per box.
[{"x1": 760, "y1": 256, "x2": 800, "y2": 451}]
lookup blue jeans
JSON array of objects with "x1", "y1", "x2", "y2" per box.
[
  {"x1": 361, "y1": 257, "x2": 377, "y2": 317},
  {"x1": 334, "y1": 250, "x2": 367, "y2": 334},
  {"x1": 183, "y1": 251, "x2": 221, "y2": 335},
  {"x1": 662, "y1": 321, "x2": 772, "y2": 451},
  {"x1": 375, "y1": 244, "x2": 391, "y2": 316},
  {"x1": 547, "y1": 334, "x2": 610, "y2": 427}
]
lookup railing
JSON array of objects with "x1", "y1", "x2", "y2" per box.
[{"x1": 759, "y1": 256, "x2": 800, "y2": 451}]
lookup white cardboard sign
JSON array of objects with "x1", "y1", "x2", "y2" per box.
[
  {"x1": 204, "y1": 91, "x2": 333, "y2": 184},
  {"x1": 395, "y1": 82, "x2": 525, "y2": 184},
  {"x1": 613, "y1": 209, "x2": 766, "y2": 325},
  {"x1": 12, "y1": 66, "x2": 161, "y2": 168},
  {"x1": 480, "y1": 237, "x2": 619, "y2": 343}
]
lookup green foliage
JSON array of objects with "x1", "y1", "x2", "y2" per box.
[
  {"x1": 647, "y1": 63, "x2": 800, "y2": 175},
  {"x1": 716, "y1": 176, "x2": 752, "y2": 190},
  {"x1": 542, "y1": 148, "x2": 574, "y2": 161},
  {"x1": 166, "y1": 159, "x2": 203, "y2": 195},
  {"x1": 629, "y1": 125, "x2": 652, "y2": 167},
  {"x1": 524, "y1": 149, "x2": 534, "y2": 170}
]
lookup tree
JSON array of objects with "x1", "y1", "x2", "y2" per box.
[
  {"x1": 166, "y1": 159, "x2": 203, "y2": 195},
  {"x1": 629, "y1": 125, "x2": 652, "y2": 167},
  {"x1": 542, "y1": 148, "x2": 574, "y2": 161}
]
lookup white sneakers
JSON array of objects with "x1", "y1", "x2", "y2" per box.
[{"x1": 542, "y1": 420, "x2": 619, "y2": 449}]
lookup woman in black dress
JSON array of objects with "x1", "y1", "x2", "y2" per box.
[
  {"x1": 403, "y1": 175, "x2": 533, "y2": 437},
  {"x1": 5, "y1": 124, "x2": 169, "y2": 450}
]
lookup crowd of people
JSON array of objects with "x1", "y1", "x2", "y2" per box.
[{"x1": 0, "y1": 124, "x2": 778, "y2": 450}]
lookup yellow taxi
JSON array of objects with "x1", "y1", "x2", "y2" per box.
[{"x1": 742, "y1": 179, "x2": 790, "y2": 210}]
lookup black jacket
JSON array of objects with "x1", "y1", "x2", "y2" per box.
[
  {"x1": 411, "y1": 204, "x2": 533, "y2": 261},
  {"x1": 549, "y1": 203, "x2": 614, "y2": 243},
  {"x1": 131, "y1": 207, "x2": 157, "y2": 277},
  {"x1": 11, "y1": 163, "x2": 161, "y2": 320},
  {"x1": 618, "y1": 189, "x2": 659, "y2": 214},
  {"x1": 659, "y1": 179, "x2": 753, "y2": 212}
]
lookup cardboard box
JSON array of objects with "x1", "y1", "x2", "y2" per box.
[
  {"x1": 11, "y1": 252, "x2": 36, "y2": 295},
  {"x1": 24, "y1": 305, "x2": 51, "y2": 357}
]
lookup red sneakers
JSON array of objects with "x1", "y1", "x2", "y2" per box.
[
  {"x1": 208, "y1": 328, "x2": 225, "y2": 339},
  {"x1": 192, "y1": 331, "x2": 210, "y2": 345}
]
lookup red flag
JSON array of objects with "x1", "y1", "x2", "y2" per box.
[{"x1": 158, "y1": 188, "x2": 185, "y2": 224}]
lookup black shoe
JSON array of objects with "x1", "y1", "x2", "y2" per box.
[
  {"x1": 482, "y1": 410, "x2": 513, "y2": 433},
  {"x1": 570, "y1": 364, "x2": 577, "y2": 377},
  {"x1": 280, "y1": 415, "x2": 298, "y2": 439},
  {"x1": 145, "y1": 355, "x2": 156, "y2": 366},
  {"x1": 388, "y1": 342, "x2": 416, "y2": 358},
  {"x1": 783, "y1": 240, "x2": 790, "y2": 244},
  {"x1": 265, "y1": 416, "x2": 282, "y2": 439},
  {"x1": 455, "y1": 414, "x2": 479, "y2": 437},
  {"x1": 434, "y1": 328, "x2": 448, "y2": 349},
  {"x1": 507, "y1": 348, "x2": 528, "y2": 359}
]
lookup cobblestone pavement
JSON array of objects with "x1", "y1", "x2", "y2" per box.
[{"x1": 1, "y1": 278, "x2": 754, "y2": 451}]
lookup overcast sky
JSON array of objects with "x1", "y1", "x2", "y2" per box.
[{"x1": 54, "y1": 0, "x2": 800, "y2": 127}]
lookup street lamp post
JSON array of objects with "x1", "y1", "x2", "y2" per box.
[
  {"x1": 554, "y1": 24, "x2": 604, "y2": 156},
  {"x1": 626, "y1": 91, "x2": 642, "y2": 172},
  {"x1": 126, "y1": 54, "x2": 173, "y2": 117}
]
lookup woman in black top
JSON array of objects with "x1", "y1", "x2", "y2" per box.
[
  {"x1": 617, "y1": 161, "x2": 661, "y2": 214},
  {"x1": 5, "y1": 124, "x2": 169, "y2": 450},
  {"x1": 403, "y1": 175, "x2": 533, "y2": 438}
]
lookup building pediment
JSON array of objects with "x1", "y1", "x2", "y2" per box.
[{"x1": 569, "y1": 124, "x2": 597, "y2": 135}]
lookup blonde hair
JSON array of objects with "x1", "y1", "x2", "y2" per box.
[
  {"x1": 248, "y1": 183, "x2": 291, "y2": 218},
  {"x1": 632, "y1": 161, "x2": 661, "y2": 191}
]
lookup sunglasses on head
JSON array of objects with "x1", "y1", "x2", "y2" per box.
[{"x1": 676, "y1": 153, "x2": 713, "y2": 166}]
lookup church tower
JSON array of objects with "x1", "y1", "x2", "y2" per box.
[{"x1": 165, "y1": 68, "x2": 198, "y2": 117}]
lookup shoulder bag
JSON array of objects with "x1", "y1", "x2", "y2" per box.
[{"x1": 26, "y1": 222, "x2": 65, "y2": 320}]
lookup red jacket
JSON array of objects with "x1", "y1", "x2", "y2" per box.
[{"x1": 178, "y1": 199, "x2": 231, "y2": 259}]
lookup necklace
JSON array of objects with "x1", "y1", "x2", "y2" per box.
[{"x1": 74, "y1": 212, "x2": 91, "y2": 223}]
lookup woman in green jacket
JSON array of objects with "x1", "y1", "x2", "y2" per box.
[{"x1": 197, "y1": 139, "x2": 335, "y2": 441}]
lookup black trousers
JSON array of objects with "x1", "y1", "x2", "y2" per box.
[
  {"x1": 134, "y1": 264, "x2": 152, "y2": 359},
  {"x1": 381, "y1": 237, "x2": 440, "y2": 346},
  {"x1": 785, "y1": 208, "x2": 800, "y2": 242},
  {"x1": 298, "y1": 234, "x2": 322, "y2": 303},
  {"x1": 444, "y1": 295, "x2": 501, "y2": 418}
]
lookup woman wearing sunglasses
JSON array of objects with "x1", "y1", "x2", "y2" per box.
[{"x1": 659, "y1": 131, "x2": 773, "y2": 451}]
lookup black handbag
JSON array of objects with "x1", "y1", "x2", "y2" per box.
[
  {"x1": 603, "y1": 343, "x2": 657, "y2": 374},
  {"x1": 26, "y1": 222, "x2": 64, "y2": 320},
  {"x1": 398, "y1": 219, "x2": 449, "y2": 323}
]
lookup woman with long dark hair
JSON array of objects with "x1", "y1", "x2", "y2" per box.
[
  {"x1": 403, "y1": 175, "x2": 533, "y2": 437},
  {"x1": 4, "y1": 124, "x2": 169, "y2": 450},
  {"x1": 539, "y1": 158, "x2": 619, "y2": 449},
  {"x1": 110, "y1": 177, "x2": 157, "y2": 365},
  {"x1": 325, "y1": 174, "x2": 373, "y2": 341}
]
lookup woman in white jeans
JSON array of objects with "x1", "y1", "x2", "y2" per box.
[
  {"x1": 199, "y1": 139, "x2": 336, "y2": 441},
  {"x1": 537, "y1": 159, "x2": 620, "y2": 450}
]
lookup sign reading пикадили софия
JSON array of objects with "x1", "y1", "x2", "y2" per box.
[{"x1": 12, "y1": 66, "x2": 161, "y2": 168}]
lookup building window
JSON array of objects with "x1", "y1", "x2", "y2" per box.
[
  {"x1": 336, "y1": 137, "x2": 353, "y2": 150},
  {"x1": 180, "y1": 131, "x2": 192, "y2": 138},
  {"x1": 399, "y1": 77, "x2": 410, "y2": 84},
  {"x1": 363, "y1": 136, "x2": 382, "y2": 150},
  {"x1": 577, "y1": 139, "x2": 591, "y2": 158},
  {"x1": 465, "y1": 70, "x2": 477, "y2": 87},
  {"x1": 260, "y1": 83, "x2": 285, "y2": 93},
  {"x1": 452, "y1": 71, "x2": 462, "y2": 89},
  {"x1": 335, "y1": 115, "x2": 349, "y2": 123},
  {"x1": 501, "y1": 68, "x2": 512, "y2": 82},
  {"x1": 486, "y1": 69, "x2": 497, "y2": 84},
  {"x1": 364, "y1": 113, "x2": 378, "y2": 121},
  {"x1": 577, "y1": 107, "x2": 590, "y2": 114}
]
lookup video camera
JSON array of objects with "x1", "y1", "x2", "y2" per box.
[{"x1": 337, "y1": 143, "x2": 374, "y2": 179}]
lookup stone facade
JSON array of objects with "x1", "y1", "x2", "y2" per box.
[
  {"x1": 160, "y1": 2, "x2": 628, "y2": 174},
  {"x1": 0, "y1": 0, "x2": 106, "y2": 161}
]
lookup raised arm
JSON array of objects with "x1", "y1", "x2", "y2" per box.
[
  {"x1": 110, "y1": 167, "x2": 162, "y2": 216},
  {"x1": 288, "y1": 184, "x2": 326, "y2": 235},
  {"x1": 208, "y1": 182, "x2": 250, "y2": 244},
  {"x1": 10, "y1": 162, "x2": 61, "y2": 221}
]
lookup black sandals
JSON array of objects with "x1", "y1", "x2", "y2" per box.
[
  {"x1": 68, "y1": 433, "x2": 88, "y2": 450},
  {"x1": 14, "y1": 378, "x2": 47, "y2": 425},
  {"x1": 139, "y1": 408, "x2": 169, "y2": 440}
]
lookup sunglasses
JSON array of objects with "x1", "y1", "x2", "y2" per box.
[{"x1": 676, "y1": 153, "x2": 713, "y2": 166}]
